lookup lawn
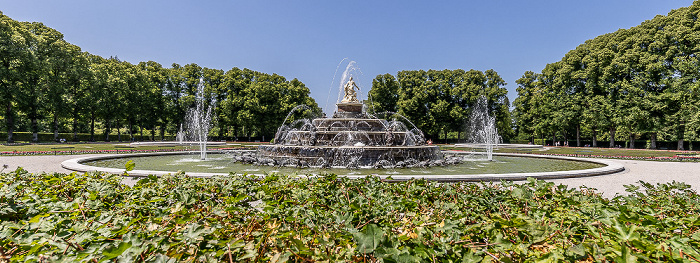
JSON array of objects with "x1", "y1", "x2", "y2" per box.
[
  {"x1": 0, "y1": 141, "x2": 260, "y2": 155},
  {"x1": 439, "y1": 144, "x2": 700, "y2": 160}
]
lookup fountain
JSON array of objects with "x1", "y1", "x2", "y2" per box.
[
  {"x1": 185, "y1": 79, "x2": 215, "y2": 160},
  {"x1": 254, "y1": 77, "x2": 446, "y2": 168},
  {"x1": 65, "y1": 65, "x2": 624, "y2": 180},
  {"x1": 467, "y1": 96, "x2": 502, "y2": 161},
  {"x1": 129, "y1": 78, "x2": 217, "y2": 159}
]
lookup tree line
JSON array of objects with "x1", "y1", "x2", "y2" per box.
[
  {"x1": 367, "y1": 69, "x2": 512, "y2": 142},
  {"x1": 513, "y1": 2, "x2": 700, "y2": 150},
  {"x1": 0, "y1": 12, "x2": 319, "y2": 143}
]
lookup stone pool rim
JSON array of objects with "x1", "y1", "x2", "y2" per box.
[{"x1": 61, "y1": 150, "x2": 625, "y2": 182}]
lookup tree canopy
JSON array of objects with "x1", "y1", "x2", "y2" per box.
[
  {"x1": 367, "y1": 69, "x2": 512, "y2": 142},
  {"x1": 0, "y1": 13, "x2": 319, "y2": 142},
  {"x1": 513, "y1": 2, "x2": 700, "y2": 149}
]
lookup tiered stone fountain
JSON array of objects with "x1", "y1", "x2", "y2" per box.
[{"x1": 255, "y1": 78, "x2": 444, "y2": 168}]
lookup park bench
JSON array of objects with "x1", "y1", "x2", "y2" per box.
[{"x1": 51, "y1": 146, "x2": 74, "y2": 155}]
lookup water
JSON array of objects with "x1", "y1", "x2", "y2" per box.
[
  {"x1": 326, "y1": 60, "x2": 363, "y2": 114},
  {"x1": 184, "y1": 79, "x2": 215, "y2": 160},
  {"x1": 86, "y1": 152, "x2": 603, "y2": 175},
  {"x1": 176, "y1": 124, "x2": 185, "y2": 143},
  {"x1": 467, "y1": 96, "x2": 501, "y2": 161}
]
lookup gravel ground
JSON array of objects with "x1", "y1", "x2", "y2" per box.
[{"x1": 2, "y1": 154, "x2": 699, "y2": 198}]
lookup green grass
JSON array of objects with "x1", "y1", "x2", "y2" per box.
[
  {"x1": 440, "y1": 145, "x2": 700, "y2": 159},
  {"x1": 495, "y1": 147, "x2": 696, "y2": 158},
  {"x1": 0, "y1": 141, "x2": 261, "y2": 154}
]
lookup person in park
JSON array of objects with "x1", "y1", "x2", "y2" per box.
[{"x1": 342, "y1": 77, "x2": 360, "y2": 103}]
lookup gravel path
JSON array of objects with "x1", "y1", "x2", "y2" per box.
[{"x1": 2, "y1": 154, "x2": 699, "y2": 198}]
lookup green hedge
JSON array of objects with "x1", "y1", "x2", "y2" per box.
[
  {"x1": 1, "y1": 170, "x2": 698, "y2": 261},
  {"x1": 0, "y1": 132, "x2": 175, "y2": 142}
]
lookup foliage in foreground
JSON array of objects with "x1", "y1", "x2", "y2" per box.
[{"x1": 1, "y1": 169, "x2": 700, "y2": 262}]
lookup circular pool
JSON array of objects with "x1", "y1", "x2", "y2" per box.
[{"x1": 62, "y1": 150, "x2": 624, "y2": 181}]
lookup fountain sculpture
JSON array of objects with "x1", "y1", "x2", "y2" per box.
[{"x1": 253, "y1": 79, "x2": 446, "y2": 168}]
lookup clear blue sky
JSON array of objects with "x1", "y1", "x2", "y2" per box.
[{"x1": 2, "y1": 0, "x2": 695, "y2": 114}]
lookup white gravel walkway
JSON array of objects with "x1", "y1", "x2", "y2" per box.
[{"x1": 2, "y1": 154, "x2": 699, "y2": 198}]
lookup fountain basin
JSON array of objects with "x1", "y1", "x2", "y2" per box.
[
  {"x1": 61, "y1": 151, "x2": 624, "y2": 181},
  {"x1": 257, "y1": 145, "x2": 442, "y2": 167}
]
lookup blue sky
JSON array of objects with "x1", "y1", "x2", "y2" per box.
[{"x1": 1, "y1": 0, "x2": 695, "y2": 114}]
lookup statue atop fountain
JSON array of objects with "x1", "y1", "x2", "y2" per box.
[
  {"x1": 336, "y1": 77, "x2": 364, "y2": 118},
  {"x1": 341, "y1": 77, "x2": 360, "y2": 103}
]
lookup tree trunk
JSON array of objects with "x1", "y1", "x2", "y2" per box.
[
  {"x1": 629, "y1": 133, "x2": 635, "y2": 149},
  {"x1": 609, "y1": 126, "x2": 616, "y2": 148},
  {"x1": 650, "y1": 133, "x2": 657, "y2": 149},
  {"x1": 117, "y1": 120, "x2": 122, "y2": 142},
  {"x1": 6, "y1": 101, "x2": 14, "y2": 143},
  {"x1": 128, "y1": 120, "x2": 133, "y2": 142},
  {"x1": 31, "y1": 118, "x2": 38, "y2": 143},
  {"x1": 678, "y1": 120, "x2": 685, "y2": 150},
  {"x1": 552, "y1": 131, "x2": 556, "y2": 146},
  {"x1": 72, "y1": 111, "x2": 79, "y2": 142},
  {"x1": 592, "y1": 128, "x2": 597, "y2": 147},
  {"x1": 576, "y1": 124, "x2": 581, "y2": 147},
  {"x1": 53, "y1": 114, "x2": 59, "y2": 142},
  {"x1": 90, "y1": 112, "x2": 96, "y2": 142},
  {"x1": 218, "y1": 122, "x2": 225, "y2": 141},
  {"x1": 160, "y1": 124, "x2": 165, "y2": 141},
  {"x1": 105, "y1": 119, "x2": 111, "y2": 142},
  {"x1": 562, "y1": 129, "x2": 568, "y2": 146}
]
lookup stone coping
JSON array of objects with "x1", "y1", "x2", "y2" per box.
[{"x1": 61, "y1": 151, "x2": 624, "y2": 181}]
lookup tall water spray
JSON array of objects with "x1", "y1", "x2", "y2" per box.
[
  {"x1": 468, "y1": 96, "x2": 501, "y2": 161},
  {"x1": 185, "y1": 79, "x2": 215, "y2": 160}
]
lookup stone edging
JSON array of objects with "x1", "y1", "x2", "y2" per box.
[{"x1": 61, "y1": 151, "x2": 625, "y2": 181}]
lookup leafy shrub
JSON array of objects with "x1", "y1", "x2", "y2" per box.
[{"x1": 1, "y1": 169, "x2": 699, "y2": 262}]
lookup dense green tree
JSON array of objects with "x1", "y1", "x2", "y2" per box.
[
  {"x1": 202, "y1": 67, "x2": 225, "y2": 139},
  {"x1": 0, "y1": 13, "x2": 327, "y2": 144},
  {"x1": 513, "y1": 71, "x2": 539, "y2": 143},
  {"x1": 369, "y1": 69, "x2": 511, "y2": 142},
  {"x1": 137, "y1": 61, "x2": 168, "y2": 140},
  {"x1": 0, "y1": 13, "x2": 34, "y2": 142},
  {"x1": 514, "y1": 2, "x2": 700, "y2": 149},
  {"x1": 366, "y1": 73, "x2": 399, "y2": 114}
]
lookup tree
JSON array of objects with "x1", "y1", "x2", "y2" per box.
[
  {"x1": 367, "y1": 73, "x2": 399, "y2": 114},
  {"x1": 0, "y1": 14, "x2": 33, "y2": 142},
  {"x1": 137, "y1": 61, "x2": 167, "y2": 140}
]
